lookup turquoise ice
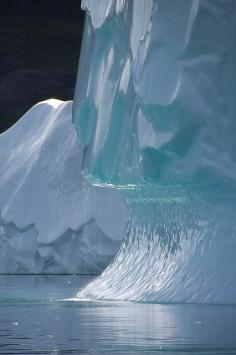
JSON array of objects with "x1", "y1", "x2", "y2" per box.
[{"x1": 73, "y1": 0, "x2": 236, "y2": 303}]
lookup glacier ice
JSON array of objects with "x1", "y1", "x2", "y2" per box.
[
  {"x1": 73, "y1": 0, "x2": 236, "y2": 187},
  {"x1": 0, "y1": 99, "x2": 127, "y2": 274},
  {"x1": 73, "y1": 0, "x2": 236, "y2": 303}
]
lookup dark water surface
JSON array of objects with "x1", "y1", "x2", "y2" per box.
[{"x1": 0, "y1": 275, "x2": 236, "y2": 354}]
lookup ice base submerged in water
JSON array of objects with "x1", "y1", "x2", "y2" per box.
[
  {"x1": 73, "y1": 0, "x2": 236, "y2": 303},
  {"x1": 79, "y1": 185, "x2": 236, "y2": 303}
]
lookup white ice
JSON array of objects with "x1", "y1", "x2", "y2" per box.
[{"x1": 0, "y1": 99, "x2": 127, "y2": 274}]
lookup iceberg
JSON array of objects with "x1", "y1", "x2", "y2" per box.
[
  {"x1": 0, "y1": 99, "x2": 127, "y2": 274},
  {"x1": 73, "y1": 0, "x2": 236, "y2": 303}
]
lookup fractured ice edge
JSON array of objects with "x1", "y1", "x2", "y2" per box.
[{"x1": 74, "y1": 0, "x2": 236, "y2": 303}]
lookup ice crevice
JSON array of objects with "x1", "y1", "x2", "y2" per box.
[{"x1": 0, "y1": 209, "x2": 120, "y2": 274}]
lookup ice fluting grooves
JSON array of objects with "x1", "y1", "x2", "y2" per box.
[{"x1": 79, "y1": 185, "x2": 236, "y2": 303}]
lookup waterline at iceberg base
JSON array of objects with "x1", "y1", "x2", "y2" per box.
[
  {"x1": 74, "y1": 0, "x2": 236, "y2": 303},
  {"x1": 1, "y1": 1, "x2": 236, "y2": 353},
  {"x1": 79, "y1": 185, "x2": 236, "y2": 303}
]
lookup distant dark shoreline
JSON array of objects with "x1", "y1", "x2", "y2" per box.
[{"x1": 0, "y1": 0, "x2": 84, "y2": 133}]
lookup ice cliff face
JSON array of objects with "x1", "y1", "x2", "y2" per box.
[
  {"x1": 0, "y1": 100, "x2": 127, "y2": 274},
  {"x1": 73, "y1": 0, "x2": 236, "y2": 303},
  {"x1": 73, "y1": 0, "x2": 236, "y2": 188}
]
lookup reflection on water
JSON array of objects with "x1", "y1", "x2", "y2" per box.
[{"x1": 0, "y1": 275, "x2": 236, "y2": 354}]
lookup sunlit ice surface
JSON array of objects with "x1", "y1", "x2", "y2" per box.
[
  {"x1": 1, "y1": 275, "x2": 236, "y2": 354},
  {"x1": 0, "y1": 100, "x2": 127, "y2": 275},
  {"x1": 2, "y1": 0, "x2": 236, "y2": 353},
  {"x1": 73, "y1": 0, "x2": 236, "y2": 303}
]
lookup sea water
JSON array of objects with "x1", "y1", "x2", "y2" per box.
[{"x1": 0, "y1": 275, "x2": 236, "y2": 354}]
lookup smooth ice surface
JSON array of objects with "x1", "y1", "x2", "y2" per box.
[
  {"x1": 73, "y1": 0, "x2": 236, "y2": 303},
  {"x1": 74, "y1": 0, "x2": 236, "y2": 187},
  {"x1": 0, "y1": 100, "x2": 127, "y2": 274}
]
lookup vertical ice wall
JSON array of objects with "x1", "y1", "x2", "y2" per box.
[
  {"x1": 73, "y1": 0, "x2": 236, "y2": 303},
  {"x1": 73, "y1": 0, "x2": 236, "y2": 188}
]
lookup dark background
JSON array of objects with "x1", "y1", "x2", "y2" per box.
[{"x1": 0, "y1": 0, "x2": 84, "y2": 133}]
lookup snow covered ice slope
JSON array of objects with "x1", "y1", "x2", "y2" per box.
[{"x1": 0, "y1": 99, "x2": 127, "y2": 274}]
